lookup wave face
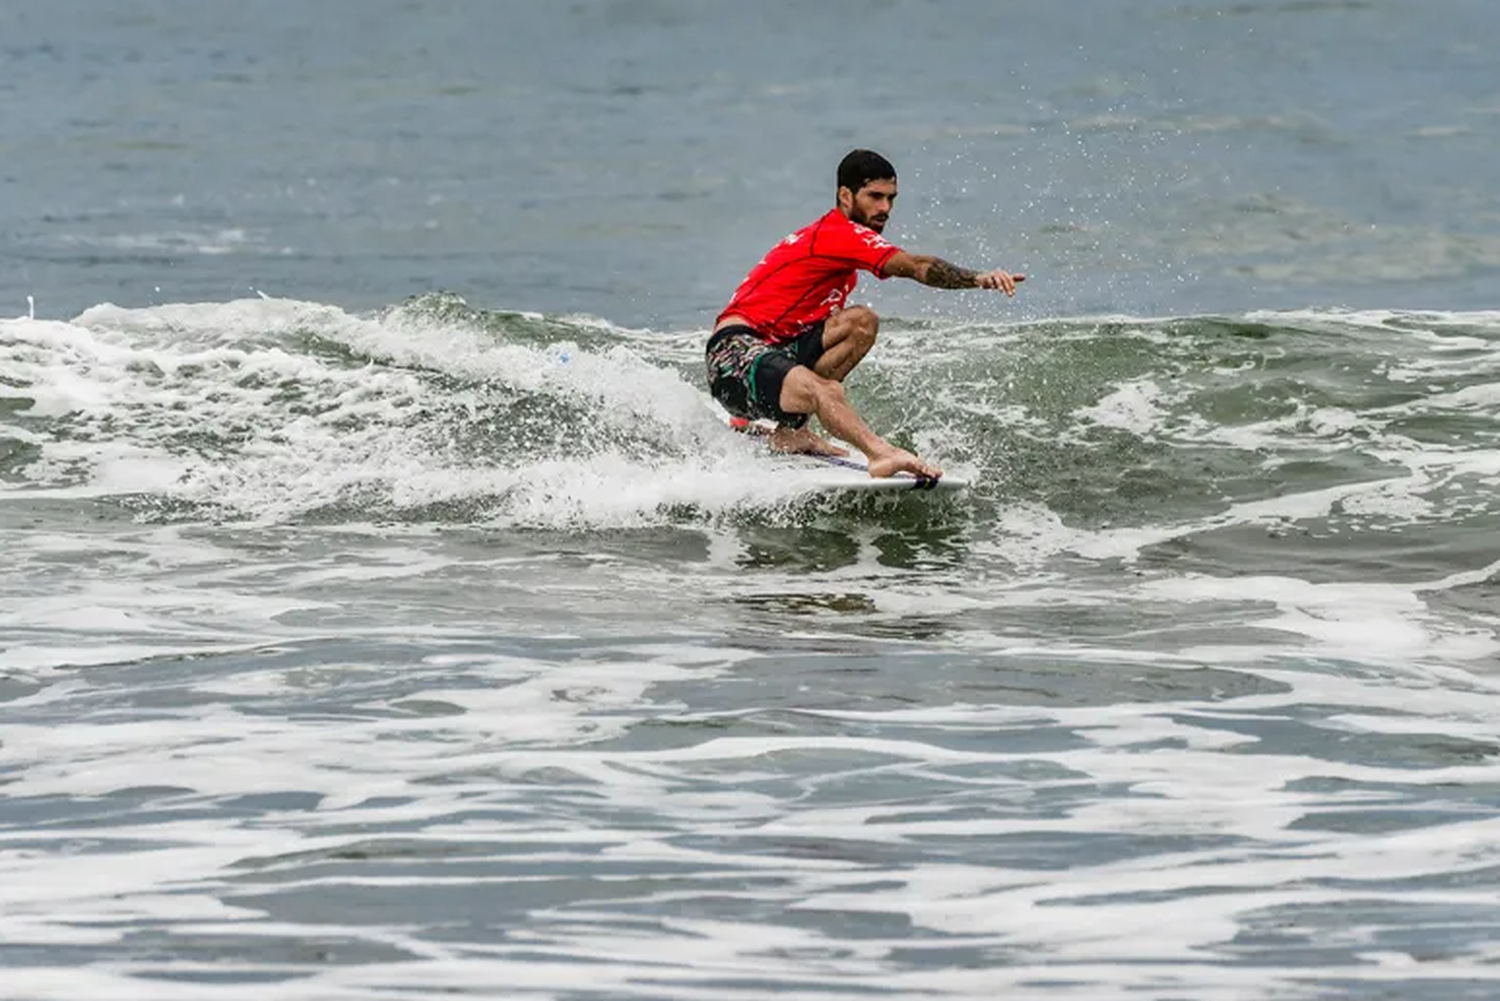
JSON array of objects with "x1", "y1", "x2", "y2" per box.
[{"x1": 7, "y1": 297, "x2": 1500, "y2": 546}]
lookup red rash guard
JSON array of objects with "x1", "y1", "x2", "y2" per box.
[{"x1": 717, "y1": 209, "x2": 902, "y2": 344}]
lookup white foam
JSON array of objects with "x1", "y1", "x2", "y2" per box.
[
  {"x1": 5, "y1": 298, "x2": 911, "y2": 527},
  {"x1": 1076, "y1": 378, "x2": 1174, "y2": 434}
]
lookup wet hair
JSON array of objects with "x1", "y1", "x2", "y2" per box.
[{"x1": 837, "y1": 149, "x2": 896, "y2": 195}]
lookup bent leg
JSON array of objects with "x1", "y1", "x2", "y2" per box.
[
  {"x1": 811, "y1": 306, "x2": 879, "y2": 383},
  {"x1": 779, "y1": 366, "x2": 940, "y2": 480}
]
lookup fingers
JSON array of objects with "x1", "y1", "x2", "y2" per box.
[
  {"x1": 907, "y1": 453, "x2": 942, "y2": 479},
  {"x1": 979, "y1": 270, "x2": 1024, "y2": 295}
]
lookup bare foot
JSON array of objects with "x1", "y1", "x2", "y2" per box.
[
  {"x1": 867, "y1": 448, "x2": 942, "y2": 480},
  {"x1": 768, "y1": 426, "x2": 849, "y2": 457}
]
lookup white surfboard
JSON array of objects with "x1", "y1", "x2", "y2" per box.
[
  {"x1": 725, "y1": 417, "x2": 969, "y2": 493},
  {"x1": 783, "y1": 450, "x2": 970, "y2": 494}
]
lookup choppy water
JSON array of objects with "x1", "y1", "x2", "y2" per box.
[{"x1": 4, "y1": 2, "x2": 1500, "y2": 999}]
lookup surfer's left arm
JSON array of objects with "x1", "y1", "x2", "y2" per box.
[{"x1": 883, "y1": 252, "x2": 1024, "y2": 296}]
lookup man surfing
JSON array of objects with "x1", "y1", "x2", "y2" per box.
[{"x1": 705, "y1": 148, "x2": 1023, "y2": 480}]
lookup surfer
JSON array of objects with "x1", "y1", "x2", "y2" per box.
[{"x1": 706, "y1": 148, "x2": 1023, "y2": 479}]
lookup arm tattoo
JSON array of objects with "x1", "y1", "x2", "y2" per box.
[{"x1": 922, "y1": 258, "x2": 979, "y2": 289}]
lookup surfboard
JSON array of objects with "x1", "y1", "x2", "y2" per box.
[
  {"x1": 783, "y1": 450, "x2": 971, "y2": 493},
  {"x1": 728, "y1": 417, "x2": 969, "y2": 494}
]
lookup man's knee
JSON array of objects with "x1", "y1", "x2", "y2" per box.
[{"x1": 841, "y1": 306, "x2": 879, "y2": 348}]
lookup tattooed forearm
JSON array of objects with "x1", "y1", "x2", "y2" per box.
[{"x1": 920, "y1": 258, "x2": 980, "y2": 289}]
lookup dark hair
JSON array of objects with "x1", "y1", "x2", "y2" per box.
[{"x1": 837, "y1": 149, "x2": 896, "y2": 195}]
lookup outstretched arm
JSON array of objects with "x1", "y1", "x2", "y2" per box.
[{"x1": 883, "y1": 251, "x2": 1024, "y2": 295}]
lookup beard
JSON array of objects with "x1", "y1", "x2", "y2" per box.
[{"x1": 850, "y1": 205, "x2": 888, "y2": 232}]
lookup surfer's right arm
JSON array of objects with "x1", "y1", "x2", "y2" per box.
[{"x1": 883, "y1": 252, "x2": 1024, "y2": 296}]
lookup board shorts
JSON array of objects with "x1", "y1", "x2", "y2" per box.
[{"x1": 704, "y1": 322, "x2": 826, "y2": 429}]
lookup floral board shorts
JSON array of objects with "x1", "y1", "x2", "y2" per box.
[{"x1": 703, "y1": 323, "x2": 826, "y2": 429}]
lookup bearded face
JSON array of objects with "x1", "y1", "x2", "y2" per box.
[{"x1": 842, "y1": 178, "x2": 897, "y2": 233}]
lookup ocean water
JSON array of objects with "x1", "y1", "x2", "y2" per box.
[{"x1": 4, "y1": 2, "x2": 1500, "y2": 998}]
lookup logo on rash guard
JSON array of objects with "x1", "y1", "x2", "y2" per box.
[{"x1": 818, "y1": 277, "x2": 856, "y2": 311}]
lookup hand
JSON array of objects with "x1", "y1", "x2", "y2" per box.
[{"x1": 976, "y1": 270, "x2": 1025, "y2": 296}]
